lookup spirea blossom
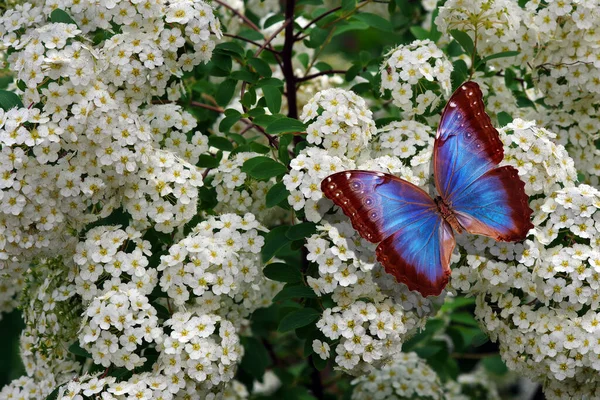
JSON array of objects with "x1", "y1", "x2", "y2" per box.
[
  {"x1": 380, "y1": 40, "x2": 453, "y2": 115},
  {"x1": 435, "y1": 0, "x2": 524, "y2": 67},
  {"x1": 308, "y1": 221, "x2": 437, "y2": 375},
  {"x1": 300, "y1": 89, "x2": 376, "y2": 159}
]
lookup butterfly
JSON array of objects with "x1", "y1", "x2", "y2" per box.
[{"x1": 320, "y1": 82, "x2": 533, "y2": 297}]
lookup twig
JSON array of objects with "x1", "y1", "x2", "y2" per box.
[
  {"x1": 222, "y1": 33, "x2": 281, "y2": 56},
  {"x1": 294, "y1": 6, "x2": 342, "y2": 41},
  {"x1": 296, "y1": 69, "x2": 346, "y2": 83},
  {"x1": 213, "y1": 0, "x2": 261, "y2": 32},
  {"x1": 190, "y1": 101, "x2": 224, "y2": 113}
]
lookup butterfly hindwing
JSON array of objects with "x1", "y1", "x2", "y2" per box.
[
  {"x1": 376, "y1": 212, "x2": 454, "y2": 297},
  {"x1": 435, "y1": 82, "x2": 533, "y2": 241},
  {"x1": 321, "y1": 171, "x2": 453, "y2": 296}
]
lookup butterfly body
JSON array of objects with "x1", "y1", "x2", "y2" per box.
[{"x1": 321, "y1": 82, "x2": 533, "y2": 297}]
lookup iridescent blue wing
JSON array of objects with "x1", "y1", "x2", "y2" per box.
[
  {"x1": 321, "y1": 171, "x2": 454, "y2": 296},
  {"x1": 434, "y1": 82, "x2": 533, "y2": 241}
]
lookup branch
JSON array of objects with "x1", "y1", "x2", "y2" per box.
[
  {"x1": 188, "y1": 101, "x2": 279, "y2": 148},
  {"x1": 222, "y1": 33, "x2": 281, "y2": 56},
  {"x1": 213, "y1": 0, "x2": 260, "y2": 32},
  {"x1": 282, "y1": 0, "x2": 298, "y2": 119},
  {"x1": 294, "y1": 6, "x2": 342, "y2": 41},
  {"x1": 296, "y1": 69, "x2": 346, "y2": 83}
]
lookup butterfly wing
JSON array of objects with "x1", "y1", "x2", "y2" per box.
[
  {"x1": 434, "y1": 82, "x2": 533, "y2": 241},
  {"x1": 321, "y1": 171, "x2": 454, "y2": 296}
]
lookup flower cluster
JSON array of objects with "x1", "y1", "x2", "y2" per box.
[
  {"x1": 157, "y1": 311, "x2": 242, "y2": 390},
  {"x1": 435, "y1": 0, "x2": 524, "y2": 67},
  {"x1": 370, "y1": 120, "x2": 434, "y2": 184},
  {"x1": 300, "y1": 88, "x2": 375, "y2": 159},
  {"x1": 308, "y1": 221, "x2": 437, "y2": 375},
  {"x1": 447, "y1": 121, "x2": 600, "y2": 397},
  {"x1": 210, "y1": 152, "x2": 288, "y2": 226},
  {"x1": 351, "y1": 352, "x2": 444, "y2": 399},
  {"x1": 158, "y1": 213, "x2": 282, "y2": 320},
  {"x1": 380, "y1": 40, "x2": 453, "y2": 115},
  {"x1": 80, "y1": 289, "x2": 160, "y2": 369},
  {"x1": 73, "y1": 226, "x2": 155, "y2": 301}
]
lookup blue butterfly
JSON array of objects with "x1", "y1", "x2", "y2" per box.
[{"x1": 321, "y1": 82, "x2": 533, "y2": 296}]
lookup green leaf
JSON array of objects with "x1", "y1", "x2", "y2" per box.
[
  {"x1": 248, "y1": 58, "x2": 272, "y2": 78},
  {"x1": 242, "y1": 157, "x2": 287, "y2": 180},
  {"x1": 240, "y1": 337, "x2": 271, "y2": 380},
  {"x1": 273, "y1": 284, "x2": 318, "y2": 302},
  {"x1": 249, "y1": 141, "x2": 270, "y2": 154},
  {"x1": 262, "y1": 226, "x2": 291, "y2": 262},
  {"x1": 451, "y1": 59, "x2": 469, "y2": 88},
  {"x1": 476, "y1": 50, "x2": 519, "y2": 69},
  {"x1": 354, "y1": 13, "x2": 393, "y2": 32},
  {"x1": 265, "y1": 117, "x2": 307, "y2": 135},
  {"x1": 483, "y1": 354, "x2": 508, "y2": 375},
  {"x1": 50, "y1": 9, "x2": 77, "y2": 24},
  {"x1": 278, "y1": 133, "x2": 293, "y2": 165},
  {"x1": 450, "y1": 29, "x2": 475, "y2": 56},
  {"x1": 256, "y1": 77, "x2": 284, "y2": 88},
  {"x1": 278, "y1": 307, "x2": 321, "y2": 332},
  {"x1": 333, "y1": 20, "x2": 369, "y2": 36},
  {"x1": 0, "y1": 90, "x2": 23, "y2": 111},
  {"x1": 262, "y1": 85, "x2": 282, "y2": 114},
  {"x1": 410, "y1": 26, "x2": 430, "y2": 40},
  {"x1": 231, "y1": 70, "x2": 259, "y2": 83},
  {"x1": 450, "y1": 312, "x2": 479, "y2": 327},
  {"x1": 266, "y1": 181, "x2": 290, "y2": 208},
  {"x1": 341, "y1": 0, "x2": 356, "y2": 12},
  {"x1": 208, "y1": 136, "x2": 234, "y2": 151},
  {"x1": 264, "y1": 14, "x2": 286, "y2": 28},
  {"x1": 286, "y1": 222, "x2": 317, "y2": 240},
  {"x1": 196, "y1": 154, "x2": 220, "y2": 168},
  {"x1": 215, "y1": 79, "x2": 237, "y2": 107},
  {"x1": 440, "y1": 296, "x2": 475, "y2": 312},
  {"x1": 297, "y1": 0, "x2": 324, "y2": 5},
  {"x1": 237, "y1": 29, "x2": 264, "y2": 41},
  {"x1": 68, "y1": 342, "x2": 92, "y2": 358},
  {"x1": 497, "y1": 111, "x2": 513, "y2": 126},
  {"x1": 263, "y1": 262, "x2": 303, "y2": 283},
  {"x1": 215, "y1": 42, "x2": 245, "y2": 57},
  {"x1": 312, "y1": 354, "x2": 328, "y2": 371},
  {"x1": 219, "y1": 115, "x2": 242, "y2": 133}
]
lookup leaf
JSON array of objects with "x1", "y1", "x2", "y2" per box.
[
  {"x1": 215, "y1": 79, "x2": 237, "y2": 107},
  {"x1": 262, "y1": 85, "x2": 282, "y2": 114},
  {"x1": 196, "y1": 154, "x2": 220, "y2": 168},
  {"x1": 410, "y1": 26, "x2": 430, "y2": 40},
  {"x1": 266, "y1": 181, "x2": 290, "y2": 208},
  {"x1": 333, "y1": 20, "x2": 370, "y2": 36},
  {"x1": 354, "y1": 13, "x2": 393, "y2": 32},
  {"x1": 50, "y1": 9, "x2": 77, "y2": 24},
  {"x1": 450, "y1": 312, "x2": 480, "y2": 327},
  {"x1": 278, "y1": 307, "x2": 321, "y2": 332},
  {"x1": 312, "y1": 354, "x2": 328, "y2": 371},
  {"x1": 265, "y1": 117, "x2": 307, "y2": 135},
  {"x1": 278, "y1": 133, "x2": 293, "y2": 165},
  {"x1": 483, "y1": 354, "x2": 508, "y2": 375},
  {"x1": 440, "y1": 295, "x2": 475, "y2": 311},
  {"x1": 0, "y1": 90, "x2": 23, "y2": 111},
  {"x1": 341, "y1": 0, "x2": 356, "y2": 12},
  {"x1": 450, "y1": 29, "x2": 475, "y2": 56},
  {"x1": 263, "y1": 262, "x2": 303, "y2": 283},
  {"x1": 240, "y1": 337, "x2": 271, "y2": 380},
  {"x1": 497, "y1": 111, "x2": 513, "y2": 126},
  {"x1": 215, "y1": 42, "x2": 245, "y2": 57},
  {"x1": 262, "y1": 226, "x2": 291, "y2": 263},
  {"x1": 248, "y1": 58, "x2": 272, "y2": 78},
  {"x1": 480, "y1": 50, "x2": 519, "y2": 64},
  {"x1": 242, "y1": 157, "x2": 287, "y2": 180},
  {"x1": 231, "y1": 70, "x2": 259, "y2": 83},
  {"x1": 68, "y1": 342, "x2": 92, "y2": 358},
  {"x1": 249, "y1": 141, "x2": 270, "y2": 154},
  {"x1": 208, "y1": 136, "x2": 234, "y2": 151},
  {"x1": 273, "y1": 284, "x2": 318, "y2": 302},
  {"x1": 286, "y1": 222, "x2": 317, "y2": 240}
]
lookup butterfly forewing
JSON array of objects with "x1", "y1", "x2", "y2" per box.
[{"x1": 435, "y1": 82, "x2": 533, "y2": 241}]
